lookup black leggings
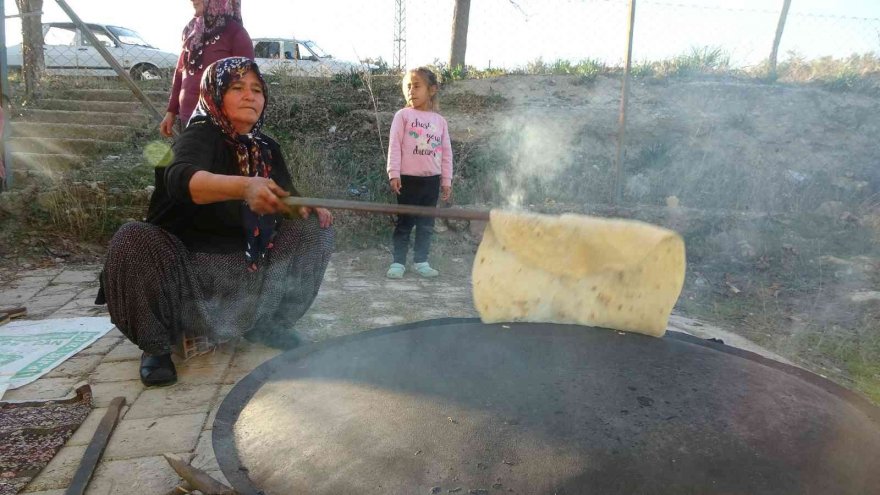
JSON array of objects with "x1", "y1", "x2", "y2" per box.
[{"x1": 392, "y1": 175, "x2": 440, "y2": 264}]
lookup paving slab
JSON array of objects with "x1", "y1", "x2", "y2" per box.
[
  {"x1": 76, "y1": 336, "x2": 122, "y2": 356},
  {"x1": 3, "y1": 377, "x2": 78, "y2": 401},
  {"x1": 88, "y1": 455, "x2": 190, "y2": 495},
  {"x1": 191, "y1": 430, "x2": 220, "y2": 472},
  {"x1": 87, "y1": 379, "x2": 145, "y2": 408},
  {"x1": 102, "y1": 341, "x2": 142, "y2": 362},
  {"x1": 52, "y1": 270, "x2": 99, "y2": 284},
  {"x1": 37, "y1": 283, "x2": 82, "y2": 297},
  {"x1": 89, "y1": 360, "x2": 140, "y2": 383},
  {"x1": 205, "y1": 384, "x2": 234, "y2": 430},
  {"x1": 45, "y1": 354, "x2": 103, "y2": 378},
  {"x1": 103, "y1": 413, "x2": 205, "y2": 460},
  {"x1": 125, "y1": 383, "x2": 218, "y2": 420}
]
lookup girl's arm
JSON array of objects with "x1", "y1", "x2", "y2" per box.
[
  {"x1": 386, "y1": 111, "x2": 405, "y2": 181},
  {"x1": 440, "y1": 119, "x2": 454, "y2": 187}
]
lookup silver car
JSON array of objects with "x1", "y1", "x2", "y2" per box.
[{"x1": 6, "y1": 22, "x2": 179, "y2": 80}]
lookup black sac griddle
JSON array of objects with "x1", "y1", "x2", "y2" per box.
[{"x1": 213, "y1": 318, "x2": 880, "y2": 495}]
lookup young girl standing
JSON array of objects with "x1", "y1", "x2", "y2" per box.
[{"x1": 386, "y1": 67, "x2": 453, "y2": 279}]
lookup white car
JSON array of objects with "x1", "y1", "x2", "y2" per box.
[
  {"x1": 252, "y1": 38, "x2": 370, "y2": 77},
  {"x1": 6, "y1": 22, "x2": 179, "y2": 80}
]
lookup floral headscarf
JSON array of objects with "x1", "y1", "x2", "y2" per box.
[
  {"x1": 182, "y1": 0, "x2": 243, "y2": 76},
  {"x1": 191, "y1": 57, "x2": 277, "y2": 272}
]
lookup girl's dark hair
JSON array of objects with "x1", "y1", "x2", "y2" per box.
[{"x1": 406, "y1": 66, "x2": 440, "y2": 111}]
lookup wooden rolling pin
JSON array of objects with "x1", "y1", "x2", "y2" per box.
[{"x1": 283, "y1": 197, "x2": 491, "y2": 221}]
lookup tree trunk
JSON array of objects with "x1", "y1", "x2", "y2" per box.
[
  {"x1": 15, "y1": 0, "x2": 45, "y2": 101},
  {"x1": 768, "y1": 0, "x2": 792, "y2": 80},
  {"x1": 449, "y1": 0, "x2": 471, "y2": 72}
]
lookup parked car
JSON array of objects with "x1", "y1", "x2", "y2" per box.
[
  {"x1": 6, "y1": 22, "x2": 179, "y2": 80},
  {"x1": 252, "y1": 37, "x2": 371, "y2": 76}
]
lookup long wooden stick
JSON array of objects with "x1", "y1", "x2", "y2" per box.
[
  {"x1": 283, "y1": 197, "x2": 491, "y2": 221},
  {"x1": 65, "y1": 397, "x2": 126, "y2": 495},
  {"x1": 163, "y1": 453, "x2": 236, "y2": 495}
]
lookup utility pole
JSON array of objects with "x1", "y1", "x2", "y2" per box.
[{"x1": 393, "y1": 0, "x2": 406, "y2": 71}]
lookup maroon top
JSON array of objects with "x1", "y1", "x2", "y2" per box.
[{"x1": 167, "y1": 20, "x2": 255, "y2": 124}]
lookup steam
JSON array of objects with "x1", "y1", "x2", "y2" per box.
[{"x1": 496, "y1": 113, "x2": 572, "y2": 209}]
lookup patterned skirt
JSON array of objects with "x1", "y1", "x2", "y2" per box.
[{"x1": 99, "y1": 217, "x2": 334, "y2": 358}]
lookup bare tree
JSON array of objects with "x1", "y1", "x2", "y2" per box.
[
  {"x1": 449, "y1": 0, "x2": 524, "y2": 73},
  {"x1": 448, "y1": 0, "x2": 471, "y2": 72},
  {"x1": 15, "y1": 0, "x2": 45, "y2": 100}
]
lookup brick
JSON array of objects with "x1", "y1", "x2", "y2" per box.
[{"x1": 223, "y1": 342, "x2": 281, "y2": 384}]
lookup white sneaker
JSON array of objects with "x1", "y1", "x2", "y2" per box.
[{"x1": 413, "y1": 262, "x2": 439, "y2": 278}]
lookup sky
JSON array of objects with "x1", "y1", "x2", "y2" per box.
[{"x1": 3, "y1": 0, "x2": 879, "y2": 69}]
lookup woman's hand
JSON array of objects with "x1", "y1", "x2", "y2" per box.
[
  {"x1": 159, "y1": 112, "x2": 177, "y2": 138},
  {"x1": 440, "y1": 185, "x2": 452, "y2": 202},
  {"x1": 243, "y1": 177, "x2": 290, "y2": 215},
  {"x1": 390, "y1": 178, "x2": 402, "y2": 195},
  {"x1": 296, "y1": 207, "x2": 334, "y2": 228}
]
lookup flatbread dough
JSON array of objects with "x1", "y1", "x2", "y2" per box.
[{"x1": 472, "y1": 210, "x2": 686, "y2": 337}]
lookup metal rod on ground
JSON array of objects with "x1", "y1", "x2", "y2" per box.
[
  {"x1": 64, "y1": 397, "x2": 126, "y2": 495},
  {"x1": 613, "y1": 0, "x2": 637, "y2": 206},
  {"x1": 53, "y1": 0, "x2": 164, "y2": 124},
  {"x1": 283, "y1": 196, "x2": 491, "y2": 221}
]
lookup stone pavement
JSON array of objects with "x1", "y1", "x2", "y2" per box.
[
  {"x1": 0, "y1": 250, "x2": 479, "y2": 494},
  {"x1": 0, "y1": 249, "x2": 786, "y2": 494}
]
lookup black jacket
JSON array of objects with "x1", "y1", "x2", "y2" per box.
[{"x1": 146, "y1": 119, "x2": 298, "y2": 254}]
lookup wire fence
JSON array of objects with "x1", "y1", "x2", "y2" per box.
[{"x1": 445, "y1": 0, "x2": 880, "y2": 71}]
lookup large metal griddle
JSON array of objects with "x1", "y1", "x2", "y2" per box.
[{"x1": 214, "y1": 318, "x2": 880, "y2": 495}]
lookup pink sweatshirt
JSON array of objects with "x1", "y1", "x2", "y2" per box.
[
  {"x1": 386, "y1": 108, "x2": 453, "y2": 187},
  {"x1": 167, "y1": 21, "x2": 255, "y2": 124}
]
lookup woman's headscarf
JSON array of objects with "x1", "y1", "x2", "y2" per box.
[
  {"x1": 191, "y1": 57, "x2": 277, "y2": 272},
  {"x1": 182, "y1": 0, "x2": 243, "y2": 76}
]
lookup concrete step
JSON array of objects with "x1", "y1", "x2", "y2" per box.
[
  {"x1": 9, "y1": 152, "x2": 89, "y2": 185},
  {"x1": 53, "y1": 88, "x2": 169, "y2": 103},
  {"x1": 16, "y1": 109, "x2": 152, "y2": 126},
  {"x1": 36, "y1": 99, "x2": 149, "y2": 114},
  {"x1": 8, "y1": 137, "x2": 125, "y2": 155},
  {"x1": 12, "y1": 122, "x2": 135, "y2": 141}
]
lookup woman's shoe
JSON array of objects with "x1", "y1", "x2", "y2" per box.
[
  {"x1": 139, "y1": 353, "x2": 177, "y2": 387},
  {"x1": 386, "y1": 263, "x2": 406, "y2": 279}
]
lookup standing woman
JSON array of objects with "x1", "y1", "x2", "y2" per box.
[
  {"x1": 160, "y1": 0, "x2": 255, "y2": 137},
  {"x1": 100, "y1": 58, "x2": 335, "y2": 387}
]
